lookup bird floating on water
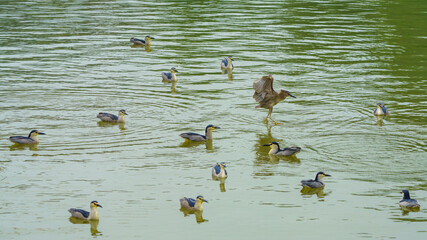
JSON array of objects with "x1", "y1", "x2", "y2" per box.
[
  {"x1": 399, "y1": 190, "x2": 420, "y2": 208},
  {"x1": 212, "y1": 162, "x2": 228, "y2": 178},
  {"x1": 373, "y1": 103, "x2": 388, "y2": 116},
  {"x1": 263, "y1": 142, "x2": 301, "y2": 156},
  {"x1": 180, "y1": 195, "x2": 208, "y2": 211},
  {"x1": 97, "y1": 109, "x2": 128, "y2": 123},
  {"x1": 301, "y1": 172, "x2": 331, "y2": 188},
  {"x1": 221, "y1": 56, "x2": 234, "y2": 70},
  {"x1": 179, "y1": 125, "x2": 220, "y2": 142},
  {"x1": 130, "y1": 36, "x2": 155, "y2": 45},
  {"x1": 162, "y1": 67, "x2": 178, "y2": 82},
  {"x1": 253, "y1": 74, "x2": 296, "y2": 125},
  {"x1": 68, "y1": 201, "x2": 103, "y2": 220},
  {"x1": 9, "y1": 130, "x2": 46, "y2": 144}
]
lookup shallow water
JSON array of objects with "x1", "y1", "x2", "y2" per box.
[{"x1": 0, "y1": 0, "x2": 426, "y2": 239}]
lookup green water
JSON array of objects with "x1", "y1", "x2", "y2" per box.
[{"x1": 0, "y1": 0, "x2": 426, "y2": 239}]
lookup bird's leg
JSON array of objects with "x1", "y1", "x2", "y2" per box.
[
  {"x1": 268, "y1": 107, "x2": 282, "y2": 125},
  {"x1": 265, "y1": 108, "x2": 272, "y2": 121}
]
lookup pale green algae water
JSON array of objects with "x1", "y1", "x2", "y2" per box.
[{"x1": 0, "y1": 0, "x2": 426, "y2": 239}]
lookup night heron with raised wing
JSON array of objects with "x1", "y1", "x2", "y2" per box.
[
  {"x1": 9, "y1": 130, "x2": 46, "y2": 144},
  {"x1": 263, "y1": 142, "x2": 301, "y2": 156},
  {"x1": 179, "y1": 125, "x2": 220, "y2": 142},
  {"x1": 97, "y1": 109, "x2": 128, "y2": 123},
  {"x1": 68, "y1": 201, "x2": 103, "y2": 220},
  {"x1": 180, "y1": 195, "x2": 208, "y2": 211},
  {"x1": 253, "y1": 74, "x2": 296, "y2": 125},
  {"x1": 301, "y1": 172, "x2": 331, "y2": 188}
]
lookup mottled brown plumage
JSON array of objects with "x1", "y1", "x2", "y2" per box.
[{"x1": 253, "y1": 75, "x2": 295, "y2": 124}]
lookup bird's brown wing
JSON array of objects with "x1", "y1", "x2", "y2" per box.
[{"x1": 253, "y1": 75, "x2": 274, "y2": 103}]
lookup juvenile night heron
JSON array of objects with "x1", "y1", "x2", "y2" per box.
[
  {"x1": 162, "y1": 67, "x2": 178, "y2": 82},
  {"x1": 179, "y1": 125, "x2": 220, "y2": 142},
  {"x1": 97, "y1": 109, "x2": 128, "y2": 123},
  {"x1": 301, "y1": 172, "x2": 331, "y2": 188},
  {"x1": 263, "y1": 142, "x2": 301, "y2": 156},
  {"x1": 180, "y1": 195, "x2": 208, "y2": 211},
  {"x1": 220, "y1": 56, "x2": 234, "y2": 70},
  {"x1": 253, "y1": 74, "x2": 296, "y2": 125},
  {"x1": 212, "y1": 162, "x2": 228, "y2": 178},
  {"x1": 9, "y1": 130, "x2": 46, "y2": 144},
  {"x1": 373, "y1": 103, "x2": 388, "y2": 116},
  {"x1": 68, "y1": 201, "x2": 103, "y2": 220},
  {"x1": 130, "y1": 36, "x2": 155, "y2": 45},
  {"x1": 399, "y1": 190, "x2": 420, "y2": 208}
]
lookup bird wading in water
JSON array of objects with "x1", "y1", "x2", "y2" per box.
[{"x1": 253, "y1": 75, "x2": 295, "y2": 125}]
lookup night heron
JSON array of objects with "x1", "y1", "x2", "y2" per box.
[
  {"x1": 97, "y1": 109, "x2": 128, "y2": 123},
  {"x1": 212, "y1": 162, "x2": 228, "y2": 178},
  {"x1": 399, "y1": 190, "x2": 420, "y2": 208},
  {"x1": 253, "y1": 74, "x2": 296, "y2": 125},
  {"x1": 263, "y1": 142, "x2": 301, "y2": 156},
  {"x1": 180, "y1": 195, "x2": 208, "y2": 211},
  {"x1": 9, "y1": 130, "x2": 46, "y2": 144},
  {"x1": 220, "y1": 56, "x2": 234, "y2": 70},
  {"x1": 68, "y1": 201, "x2": 102, "y2": 220},
  {"x1": 179, "y1": 125, "x2": 220, "y2": 142},
  {"x1": 373, "y1": 103, "x2": 388, "y2": 116},
  {"x1": 301, "y1": 172, "x2": 331, "y2": 188},
  {"x1": 130, "y1": 36, "x2": 155, "y2": 45},
  {"x1": 162, "y1": 67, "x2": 178, "y2": 82}
]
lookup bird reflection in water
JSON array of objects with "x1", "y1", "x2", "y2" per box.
[
  {"x1": 97, "y1": 121, "x2": 126, "y2": 131},
  {"x1": 400, "y1": 207, "x2": 420, "y2": 216},
  {"x1": 179, "y1": 139, "x2": 214, "y2": 150},
  {"x1": 130, "y1": 43, "x2": 152, "y2": 52},
  {"x1": 179, "y1": 208, "x2": 208, "y2": 224},
  {"x1": 68, "y1": 217, "x2": 102, "y2": 236},
  {"x1": 163, "y1": 79, "x2": 177, "y2": 93},
  {"x1": 374, "y1": 115, "x2": 387, "y2": 126},
  {"x1": 9, "y1": 143, "x2": 39, "y2": 151},
  {"x1": 300, "y1": 187, "x2": 328, "y2": 198},
  {"x1": 221, "y1": 68, "x2": 233, "y2": 81}
]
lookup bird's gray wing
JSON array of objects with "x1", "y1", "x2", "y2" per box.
[
  {"x1": 97, "y1": 112, "x2": 118, "y2": 121},
  {"x1": 277, "y1": 147, "x2": 301, "y2": 156},
  {"x1": 301, "y1": 180, "x2": 323, "y2": 188},
  {"x1": 253, "y1": 75, "x2": 274, "y2": 103},
  {"x1": 179, "y1": 132, "x2": 206, "y2": 141},
  {"x1": 69, "y1": 208, "x2": 89, "y2": 219}
]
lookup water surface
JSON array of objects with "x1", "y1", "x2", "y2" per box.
[{"x1": 0, "y1": 0, "x2": 426, "y2": 239}]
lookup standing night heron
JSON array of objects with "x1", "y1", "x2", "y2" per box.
[
  {"x1": 97, "y1": 109, "x2": 128, "y2": 123},
  {"x1": 9, "y1": 130, "x2": 46, "y2": 144},
  {"x1": 162, "y1": 67, "x2": 178, "y2": 82},
  {"x1": 301, "y1": 172, "x2": 331, "y2": 188},
  {"x1": 373, "y1": 103, "x2": 388, "y2": 116},
  {"x1": 180, "y1": 195, "x2": 208, "y2": 211},
  {"x1": 68, "y1": 201, "x2": 103, "y2": 220},
  {"x1": 263, "y1": 142, "x2": 301, "y2": 156},
  {"x1": 130, "y1": 36, "x2": 155, "y2": 45},
  {"x1": 220, "y1": 56, "x2": 234, "y2": 70},
  {"x1": 212, "y1": 162, "x2": 228, "y2": 178},
  {"x1": 399, "y1": 190, "x2": 420, "y2": 208},
  {"x1": 179, "y1": 125, "x2": 220, "y2": 142},
  {"x1": 253, "y1": 74, "x2": 296, "y2": 125}
]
